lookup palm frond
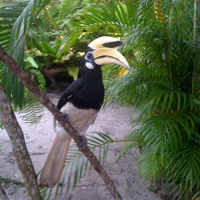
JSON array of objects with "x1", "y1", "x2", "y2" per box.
[
  {"x1": 17, "y1": 91, "x2": 44, "y2": 125},
  {"x1": 0, "y1": 1, "x2": 28, "y2": 52},
  {"x1": 59, "y1": 0, "x2": 83, "y2": 19},
  {"x1": 192, "y1": 191, "x2": 200, "y2": 200},
  {"x1": 0, "y1": 0, "x2": 50, "y2": 108},
  {"x1": 117, "y1": 129, "x2": 141, "y2": 160},
  {"x1": 0, "y1": 1, "x2": 28, "y2": 93},
  {"x1": 101, "y1": 1, "x2": 198, "y2": 198},
  {"x1": 118, "y1": 92, "x2": 200, "y2": 199},
  {"x1": 166, "y1": 142, "x2": 200, "y2": 200},
  {"x1": 40, "y1": 132, "x2": 113, "y2": 199},
  {"x1": 73, "y1": 0, "x2": 137, "y2": 36}
]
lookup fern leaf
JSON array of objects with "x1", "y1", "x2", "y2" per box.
[{"x1": 18, "y1": 91, "x2": 44, "y2": 125}]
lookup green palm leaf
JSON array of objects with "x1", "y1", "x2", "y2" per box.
[
  {"x1": 166, "y1": 143, "x2": 200, "y2": 200},
  {"x1": 192, "y1": 191, "x2": 200, "y2": 200},
  {"x1": 0, "y1": 1, "x2": 28, "y2": 90},
  {"x1": 74, "y1": 0, "x2": 137, "y2": 36},
  {"x1": 0, "y1": 0, "x2": 50, "y2": 108},
  {"x1": 0, "y1": 2, "x2": 28, "y2": 52}
]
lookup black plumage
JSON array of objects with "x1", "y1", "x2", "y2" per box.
[{"x1": 57, "y1": 50, "x2": 104, "y2": 111}]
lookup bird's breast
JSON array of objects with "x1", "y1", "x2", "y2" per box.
[{"x1": 55, "y1": 102, "x2": 98, "y2": 138}]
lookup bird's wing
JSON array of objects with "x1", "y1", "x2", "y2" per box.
[{"x1": 57, "y1": 78, "x2": 84, "y2": 110}]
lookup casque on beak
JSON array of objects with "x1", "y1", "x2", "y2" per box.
[
  {"x1": 88, "y1": 36, "x2": 130, "y2": 70},
  {"x1": 93, "y1": 48, "x2": 130, "y2": 69},
  {"x1": 88, "y1": 36, "x2": 122, "y2": 50}
]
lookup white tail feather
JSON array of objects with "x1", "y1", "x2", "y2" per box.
[{"x1": 40, "y1": 136, "x2": 71, "y2": 188}]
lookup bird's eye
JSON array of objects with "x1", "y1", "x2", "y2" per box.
[{"x1": 85, "y1": 52, "x2": 93, "y2": 61}]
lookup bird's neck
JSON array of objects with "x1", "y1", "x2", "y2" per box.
[{"x1": 82, "y1": 65, "x2": 103, "y2": 85}]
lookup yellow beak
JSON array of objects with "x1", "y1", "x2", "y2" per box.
[{"x1": 93, "y1": 48, "x2": 130, "y2": 69}]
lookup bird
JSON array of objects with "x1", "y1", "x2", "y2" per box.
[{"x1": 39, "y1": 36, "x2": 130, "y2": 188}]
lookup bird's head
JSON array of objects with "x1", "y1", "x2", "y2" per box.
[{"x1": 82, "y1": 36, "x2": 130, "y2": 71}]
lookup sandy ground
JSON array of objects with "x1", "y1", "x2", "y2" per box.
[{"x1": 0, "y1": 95, "x2": 160, "y2": 200}]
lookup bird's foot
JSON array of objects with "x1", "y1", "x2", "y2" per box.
[
  {"x1": 77, "y1": 135, "x2": 88, "y2": 151},
  {"x1": 59, "y1": 113, "x2": 69, "y2": 123}
]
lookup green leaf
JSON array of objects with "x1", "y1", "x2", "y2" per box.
[
  {"x1": 25, "y1": 56, "x2": 38, "y2": 68},
  {"x1": 1, "y1": 0, "x2": 50, "y2": 108},
  {"x1": 40, "y1": 41, "x2": 56, "y2": 55},
  {"x1": 67, "y1": 66, "x2": 79, "y2": 81}
]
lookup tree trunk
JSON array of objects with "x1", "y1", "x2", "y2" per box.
[
  {"x1": 0, "y1": 45, "x2": 122, "y2": 200},
  {"x1": 193, "y1": 0, "x2": 200, "y2": 94},
  {"x1": 0, "y1": 84, "x2": 42, "y2": 200}
]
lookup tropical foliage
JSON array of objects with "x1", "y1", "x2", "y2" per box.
[
  {"x1": 74, "y1": 0, "x2": 199, "y2": 199},
  {"x1": 0, "y1": 0, "x2": 51, "y2": 106},
  {"x1": 0, "y1": 0, "x2": 200, "y2": 199},
  {"x1": 0, "y1": 0, "x2": 50, "y2": 125},
  {"x1": 24, "y1": 8, "x2": 80, "y2": 91}
]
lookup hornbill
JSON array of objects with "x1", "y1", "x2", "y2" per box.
[{"x1": 40, "y1": 36, "x2": 129, "y2": 188}]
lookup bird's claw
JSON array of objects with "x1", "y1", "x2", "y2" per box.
[
  {"x1": 77, "y1": 135, "x2": 88, "y2": 151},
  {"x1": 59, "y1": 113, "x2": 69, "y2": 123}
]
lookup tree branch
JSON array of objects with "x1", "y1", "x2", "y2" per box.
[
  {"x1": 0, "y1": 45, "x2": 122, "y2": 200},
  {"x1": 0, "y1": 84, "x2": 42, "y2": 200}
]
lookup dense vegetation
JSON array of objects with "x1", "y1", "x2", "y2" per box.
[{"x1": 0, "y1": 0, "x2": 200, "y2": 199}]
